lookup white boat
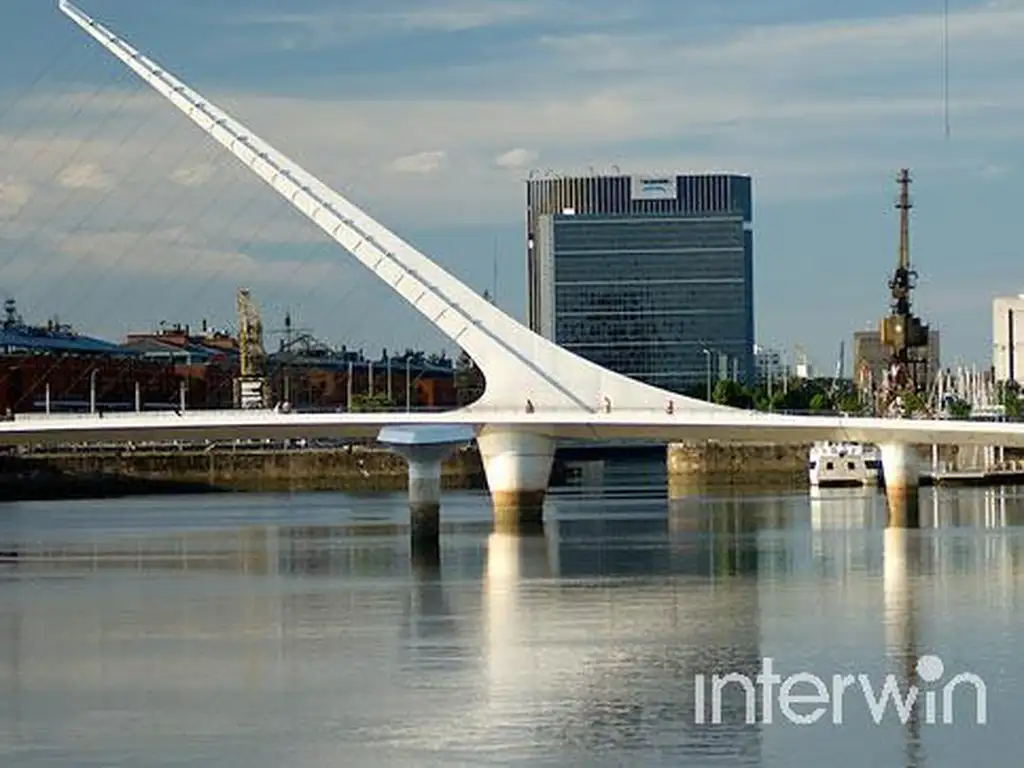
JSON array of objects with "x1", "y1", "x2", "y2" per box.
[{"x1": 808, "y1": 441, "x2": 881, "y2": 487}]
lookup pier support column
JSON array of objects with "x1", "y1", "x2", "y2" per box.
[
  {"x1": 378, "y1": 425, "x2": 476, "y2": 552},
  {"x1": 880, "y1": 442, "x2": 920, "y2": 528},
  {"x1": 476, "y1": 427, "x2": 555, "y2": 533},
  {"x1": 408, "y1": 457, "x2": 443, "y2": 566},
  {"x1": 407, "y1": 457, "x2": 444, "y2": 543}
]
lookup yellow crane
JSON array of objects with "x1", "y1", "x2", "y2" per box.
[{"x1": 236, "y1": 288, "x2": 268, "y2": 408}]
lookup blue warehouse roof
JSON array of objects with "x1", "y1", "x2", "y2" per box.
[
  {"x1": 272, "y1": 355, "x2": 454, "y2": 376},
  {"x1": 0, "y1": 327, "x2": 136, "y2": 355},
  {"x1": 121, "y1": 337, "x2": 234, "y2": 361}
]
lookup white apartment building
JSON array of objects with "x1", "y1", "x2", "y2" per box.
[{"x1": 993, "y1": 295, "x2": 1024, "y2": 385}]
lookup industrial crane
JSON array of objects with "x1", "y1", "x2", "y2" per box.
[
  {"x1": 878, "y1": 169, "x2": 930, "y2": 416},
  {"x1": 236, "y1": 287, "x2": 268, "y2": 408},
  {"x1": 269, "y1": 309, "x2": 313, "y2": 406}
]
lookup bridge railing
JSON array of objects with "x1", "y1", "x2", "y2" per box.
[
  {"x1": 2, "y1": 405, "x2": 820, "y2": 420},
  {"x1": 1, "y1": 404, "x2": 1013, "y2": 422}
]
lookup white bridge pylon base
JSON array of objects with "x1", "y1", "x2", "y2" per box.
[
  {"x1": 377, "y1": 425, "x2": 552, "y2": 533},
  {"x1": 378, "y1": 425, "x2": 475, "y2": 541},
  {"x1": 476, "y1": 428, "x2": 556, "y2": 531},
  {"x1": 879, "y1": 442, "x2": 921, "y2": 528}
]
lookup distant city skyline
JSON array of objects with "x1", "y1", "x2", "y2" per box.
[{"x1": 1, "y1": 0, "x2": 1023, "y2": 373}]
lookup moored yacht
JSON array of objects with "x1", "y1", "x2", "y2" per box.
[{"x1": 808, "y1": 441, "x2": 882, "y2": 487}]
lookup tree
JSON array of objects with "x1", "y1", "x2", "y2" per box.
[
  {"x1": 752, "y1": 387, "x2": 772, "y2": 411},
  {"x1": 766, "y1": 378, "x2": 836, "y2": 413},
  {"x1": 837, "y1": 392, "x2": 864, "y2": 415},
  {"x1": 900, "y1": 391, "x2": 928, "y2": 416},
  {"x1": 712, "y1": 379, "x2": 754, "y2": 409},
  {"x1": 350, "y1": 393, "x2": 395, "y2": 412},
  {"x1": 769, "y1": 387, "x2": 809, "y2": 413},
  {"x1": 681, "y1": 382, "x2": 709, "y2": 401},
  {"x1": 454, "y1": 350, "x2": 484, "y2": 406},
  {"x1": 808, "y1": 392, "x2": 832, "y2": 412},
  {"x1": 1002, "y1": 381, "x2": 1022, "y2": 419},
  {"x1": 945, "y1": 396, "x2": 972, "y2": 420}
]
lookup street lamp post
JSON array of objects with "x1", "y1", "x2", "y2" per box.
[
  {"x1": 702, "y1": 348, "x2": 712, "y2": 401},
  {"x1": 89, "y1": 369, "x2": 98, "y2": 413}
]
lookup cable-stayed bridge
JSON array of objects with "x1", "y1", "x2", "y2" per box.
[{"x1": 2, "y1": 2, "x2": 1023, "y2": 529}]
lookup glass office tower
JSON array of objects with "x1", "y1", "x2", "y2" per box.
[{"x1": 526, "y1": 174, "x2": 754, "y2": 393}]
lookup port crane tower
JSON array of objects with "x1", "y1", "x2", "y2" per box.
[
  {"x1": 235, "y1": 288, "x2": 269, "y2": 408},
  {"x1": 878, "y1": 169, "x2": 931, "y2": 416}
]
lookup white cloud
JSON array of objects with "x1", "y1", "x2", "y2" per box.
[
  {"x1": 0, "y1": 177, "x2": 32, "y2": 216},
  {"x1": 51, "y1": 229, "x2": 350, "y2": 289},
  {"x1": 212, "y1": 1, "x2": 1023, "y2": 205},
  {"x1": 976, "y1": 163, "x2": 1012, "y2": 178},
  {"x1": 170, "y1": 163, "x2": 217, "y2": 187},
  {"x1": 2, "y1": 0, "x2": 1023, "y2": 358},
  {"x1": 0, "y1": 131, "x2": 331, "y2": 246},
  {"x1": 56, "y1": 163, "x2": 113, "y2": 191},
  {"x1": 351, "y1": 0, "x2": 551, "y2": 33},
  {"x1": 232, "y1": 0, "x2": 579, "y2": 50},
  {"x1": 388, "y1": 150, "x2": 447, "y2": 174},
  {"x1": 494, "y1": 148, "x2": 538, "y2": 169},
  {"x1": 9, "y1": 0, "x2": 1022, "y2": 229},
  {"x1": 534, "y1": 3, "x2": 1024, "y2": 79}
]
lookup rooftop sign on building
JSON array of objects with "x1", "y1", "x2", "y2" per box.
[{"x1": 630, "y1": 175, "x2": 677, "y2": 201}]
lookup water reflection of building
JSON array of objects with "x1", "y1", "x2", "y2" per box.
[
  {"x1": 807, "y1": 487, "x2": 888, "y2": 581},
  {"x1": 884, "y1": 525, "x2": 924, "y2": 766},
  {"x1": 666, "y1": 497, "x2": 764, "y2": 577},
  {"x1": 400, "y1": 541, "x2": 461, "y2": 667},
  {"x1": 5, "y1": 492, "x2": 1024, "y2": 761},
  {"x1": 924, "y1": 486, "x2": 1024, "y2": 530},
  {"x1": 810, "y1": 486, "x2": 883, "y2": 530},
  {"x1": 0, "y1": 524, "x2": 479, "y2": 739},
  {"x1": 2, "y1": 526, "x2": 284, "y2": 575},
  {"x1": 472, "y1": 506, "x2": 765, "y2": 761}
]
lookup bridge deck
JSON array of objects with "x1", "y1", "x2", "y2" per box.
[{"x1": 1, "y1": 406, "x2": 1024, "y2": 449}]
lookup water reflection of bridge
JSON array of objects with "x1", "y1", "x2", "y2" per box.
[
  {"x1": 4, "y1": 490, "x2": 1021, "y2": 615},
  {"x1": 3, "y1": 489, "x2": 1023, "y2": 763},
  {"x1": 0, "y1": 512, "x2": 767, "y2": 762}
]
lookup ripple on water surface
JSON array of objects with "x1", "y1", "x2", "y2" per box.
[{"x1": 0, "y1": 485, "x2": 1023, "y2": 766}]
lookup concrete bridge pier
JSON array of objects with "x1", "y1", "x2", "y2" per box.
[
  {"x1": 880, "y1": 442, "x2": 920, "y2": 528},
  {"x1": 377, "y1": 425, "x2": 476, "y2": 549},
  {"x1": 476, "y1": 427, "x2": 555, "y2": 533}
]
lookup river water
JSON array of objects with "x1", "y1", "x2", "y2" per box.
[{"x1": 0, "y1": 473, "x2": 1022, "y2": 766}]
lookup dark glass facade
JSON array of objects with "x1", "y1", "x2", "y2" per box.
[{"x1": 526, "y1": 174, "x2": 754, "y2": 392}]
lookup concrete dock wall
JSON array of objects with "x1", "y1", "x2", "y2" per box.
[
  {"x1": 666, "y1": 442, "x2": 1024, "y2": 494},
  {"x1": 1, "y1": 446, "x2": 485, "y2": 498},
  {"x1": 667, "y1": 441, "x2": 811, "y2": 487},
  {"x1": 5, "y1": 440, "x2": 1021, "y2": 503}
]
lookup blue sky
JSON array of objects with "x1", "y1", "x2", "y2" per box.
[{"x1": 1, "y1": 0, "x2": 1023, "y2": 371}]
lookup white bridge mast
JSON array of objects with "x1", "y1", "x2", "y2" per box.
[{"x1": 56, "y1": 0, "x2": 715, "y2": 418}]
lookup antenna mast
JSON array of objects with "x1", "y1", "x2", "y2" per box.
[
  {"x1": 492, "y1": 240, "x2": 499, "y2": 307},
  {"x1": 943, "y1": 0, "x2": 950, "y2": 137},
  {"x1": 895, "y1": 168, "x2": 913, "y2": 311}
]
